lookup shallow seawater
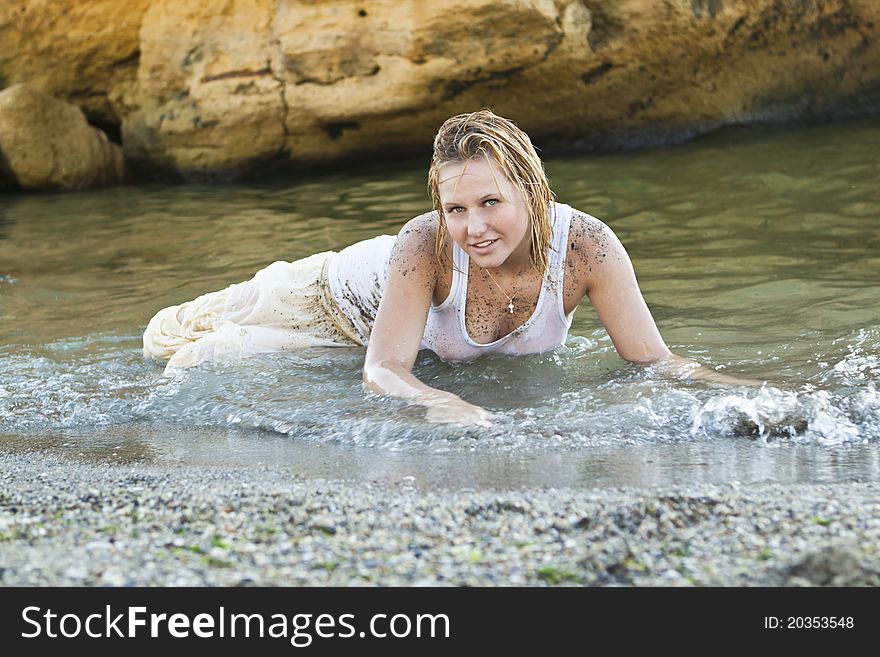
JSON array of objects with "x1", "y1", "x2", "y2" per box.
[{"x1": 1, "y1": 118, "x2": 878, "y2": 490}]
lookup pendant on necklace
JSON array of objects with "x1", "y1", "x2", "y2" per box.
[{"x1": 507, "y1": 301, "x2": 515, "y2": 314}]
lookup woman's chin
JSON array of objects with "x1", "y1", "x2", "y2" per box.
[{"x1": 469, "y1": 250, "x2": 507, "y2": 268}]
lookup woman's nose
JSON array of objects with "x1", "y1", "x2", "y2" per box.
[{"x1": 467, "y1": 211, "x2": 488, "y2": 236}]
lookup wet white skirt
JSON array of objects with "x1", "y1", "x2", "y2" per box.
[{"x1": 143, "y1": 252, "x2": 361, "y2": 374}]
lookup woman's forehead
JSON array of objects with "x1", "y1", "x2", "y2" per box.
[{"x1": 437, "y1": 158, "x2": 512, "y2": 196}]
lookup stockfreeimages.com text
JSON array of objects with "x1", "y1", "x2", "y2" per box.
[{"x1": 21, "y1": 606, "x2": 450, "y2": 646}]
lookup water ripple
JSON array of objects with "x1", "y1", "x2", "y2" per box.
[{"x1": 2, "y1": 335, "x2": 877, "y2": 455}]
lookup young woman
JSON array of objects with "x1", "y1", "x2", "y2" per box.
[{"x1": 144, "y1": 110, "x2": 751, "y2": 426}]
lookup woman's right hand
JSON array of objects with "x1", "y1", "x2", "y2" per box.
[{"x1": 425, "y1": 396, "x2": 494, "y2": 427}]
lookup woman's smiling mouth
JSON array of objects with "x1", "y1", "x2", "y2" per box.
[{"x1": 470, "y1": 238, "x2": 499, "y2": 251}]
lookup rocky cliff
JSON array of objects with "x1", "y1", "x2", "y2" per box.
[
  {"x1": 1, "y1": 0, "x2": 878, "y2": 183},
  {"x1": 0, "y1": 84, "x2": 125, "y2": 190}
]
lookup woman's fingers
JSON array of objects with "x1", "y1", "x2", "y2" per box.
[{"x1": 425, "y1": 400, "x2": 494, "y2": 427}]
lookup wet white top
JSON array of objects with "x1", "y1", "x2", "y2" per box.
[
  {"x1": 327, "y1": 202, "x2": 575, "y2": 361},
  {"x1": 327, "y1": 234, "x2": 396, "y2": 345},
  {"x1": 420, "y1": 202, "x2": 574, "y2": 361}
]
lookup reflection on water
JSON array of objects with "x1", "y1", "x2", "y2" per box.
[{"x1": 0, "y1": 118, "x2": 878, "y2": 489}]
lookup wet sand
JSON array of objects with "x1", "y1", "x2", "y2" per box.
[{"x1": 1, "y1": 450, "x2": 878, "y2": 586}]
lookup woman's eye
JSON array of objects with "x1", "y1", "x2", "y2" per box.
[
  {"x1": 449, "y1": 206, "x2": 465, "y2": 213},
  {"x1": 485, "y1": 199, "x2": 499, "y2": 206}
]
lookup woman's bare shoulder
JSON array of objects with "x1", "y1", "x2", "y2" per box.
[
  {"x1": 566, "y1": 207, "x2": 617, "y2": 273},
  {"x1": 388, "y1": 211, "x2": 441, "y2": 285},
  {"x1": 396, "y1": 211, "x2": 440, "y2": 250}
]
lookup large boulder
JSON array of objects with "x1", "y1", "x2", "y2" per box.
[
  {"x1": 0, "y1": 84, "x2": 125, "y2": 190},
  {"x1": 0, "y1": 0, "x2": 150, "y2": 128},
  {"x1": 2, "y1": 1, "x2": 879, "y2": 181}
]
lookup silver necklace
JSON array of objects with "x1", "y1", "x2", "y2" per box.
[{"x1": 483, "y1": 268, "x2": 518, "y2": 314}]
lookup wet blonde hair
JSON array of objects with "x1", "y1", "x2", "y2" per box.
[{"x1": 428, "y1": 109, "x2": 555, "y2": 274}]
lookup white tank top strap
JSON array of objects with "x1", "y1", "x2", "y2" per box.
[
  {"x1": 432, "y1": 233, "x2": 467, "y2": 312},
  {"x1": 548, "y1": 202, "x2": 575, "y2": 326}
]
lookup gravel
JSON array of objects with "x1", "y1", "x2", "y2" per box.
[{"x1": 1, "y1": 451, "x2": 879, "y2": 586}]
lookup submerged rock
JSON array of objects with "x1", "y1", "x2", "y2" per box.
[
  {"x1": 1, "y1": 0, "x2": 879, "y2": 181},
  {"x1": 786, "y1": 545, "x2": 880, "y2": 586},
  {"x1": 0, "y1": 84, "x2": 125, "y2": 191}
]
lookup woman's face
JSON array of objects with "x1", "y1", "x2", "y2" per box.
[{"x1": 437, "y1": 157, "x2": 531, "y2": 271}]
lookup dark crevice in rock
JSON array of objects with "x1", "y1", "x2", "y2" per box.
[
  {"x1": 581, "y1": 62, "x2": 614, "y2": 85},
  {"x1": 86, "y1": 118, "x2": 123, "y2": 145},
  {"x1": 441, "y1": 67, "x2": 525, "y2": 102},
  {"x1": 583, "y1": 0, "x2": 624, "y2": 51},
  {"x1": 291, "y1": 63, "x2": 381, "y2": 87},
  {"x1": 200, "y1": 67, "x2": 272, "y2": 84},
  {"x1": 74, "y1": 93, "x2": 123, "y2": 145},
  {"x1": 0, "y1": 150, "x2": 20, "y2": 192},
  {"x1": 182, "y1": 46, "x2": 204, "y2": 68},
  {"x1": 691, "y1": 0, "x2": 725, "y2": 20},
  {"x1": 322, "y1": 121, "x2": 361, "y2": 140},
  {"x1": 542, "y1": 27, "x2": 566, "y2": 63},
  {"x1": 268, "y1": 46, "x2": 290, "y2": 141},
  {"x1": 111, "y1": 49, "x2": 140, "y2": 70},
  {"x1": 189, "y1": 116, "x2": 219, "y2": 130},
  {"x1": 626, "y1": 94, "x2": 656, "y2": 117},
  {"x1": 727, "y1": 15, "x2": 747, "y2": 40},
  {"x1": 277, "y1": 86, "x2": 290, "y2": 138}
]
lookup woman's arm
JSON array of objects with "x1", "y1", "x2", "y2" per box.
[
  {"x1": 363, "y1": 214, "x2": 493, "y2": 426},
  {"x1": 574, "y1": 214, "x2": 761, "y2": 387},
  {"x1": 651, "y1": 353, "x2": 765, "y2": 387}
]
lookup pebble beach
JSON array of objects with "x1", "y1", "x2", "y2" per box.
[{"x1": 2, "y1": 450, "x2": 878, "y2": 587}]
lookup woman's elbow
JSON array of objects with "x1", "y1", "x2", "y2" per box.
[
  {"x1": 362, "y1": 357, "x2": 406, "y2": 390},
  {"x1": 362, "y1": 360, "x2": 383, "y2": 390}
]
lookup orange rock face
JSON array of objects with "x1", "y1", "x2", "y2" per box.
[{"x1": 2, "y1": 0, "x2": 879, "y2": 181}]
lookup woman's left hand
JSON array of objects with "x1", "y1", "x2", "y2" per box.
[{"x1": 653, "y1": 353, "x2": 766, "y2": 387}]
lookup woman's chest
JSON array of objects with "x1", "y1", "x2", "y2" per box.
[{"x1": 463, "y1": 273, "x2": 544, "y2": 343}]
